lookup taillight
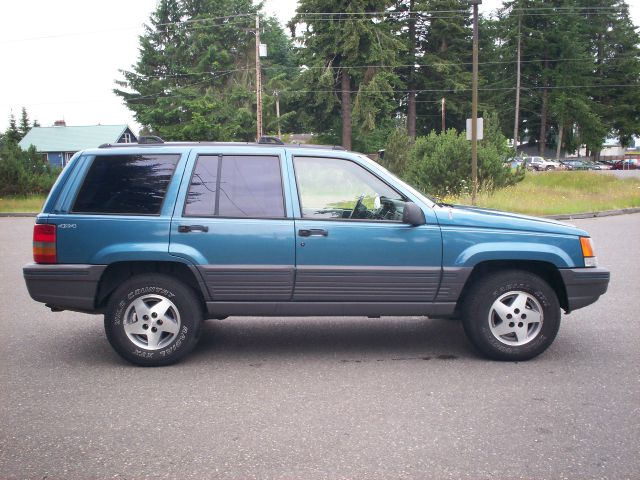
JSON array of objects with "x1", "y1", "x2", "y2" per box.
[{"x1": 33, "y1": 224, "x2": 57, "y2": 264}]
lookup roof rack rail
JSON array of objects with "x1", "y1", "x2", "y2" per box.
[
  {"x1": 258, "y1": 136, "x2": 284, "y2": 145},
  {"x1": 97, "y1": 140, "x2": 348, "y2": 151},
  {"x1": 138, "y1": 135, "x2": 164, "y2": 144},
  {"x1": 99, "y1": 135, "x2": 165, "y2": 148}
]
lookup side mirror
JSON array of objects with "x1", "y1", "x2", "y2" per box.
[{"x1": 402, "y1": 202, "x2": 426, "y2": 226}]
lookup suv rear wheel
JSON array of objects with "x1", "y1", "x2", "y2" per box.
[
  {"x1": 104, "y1": 274, "x2": 203, "y2": 366},
  {"x1": 462, "y1": 270, "x2": 561, "y2": 361}
]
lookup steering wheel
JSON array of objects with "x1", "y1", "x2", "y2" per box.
[{"x1": 349, "y1": 193, "x2": 366, "y2": 219}]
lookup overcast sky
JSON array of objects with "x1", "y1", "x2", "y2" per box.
[{"x1": 1, "y1": 0, "x2": 638, "y2": 133}]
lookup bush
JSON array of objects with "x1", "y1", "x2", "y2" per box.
[
  {"x1": 380, "y1": 127, "x2": 413, "y2": 176},
  {"x1": 405, "y1": 112, "x2": 524, "y2": 198},
  {"x1": 0, "y1": 144, "x2": 60, "y2": 196}
]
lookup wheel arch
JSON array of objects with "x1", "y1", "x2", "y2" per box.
[
  {"x1": 96, "y1": 261, "x2": 208, "y2": 310},
  {"x1": 457, "y1": 260, "x2": 569, "y2": 313}
]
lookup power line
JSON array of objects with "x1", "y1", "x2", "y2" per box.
[
  {"x1": 2, "y1": 7, "x2": 630, "y2": 44},
  {"x1": 116, "y1": 82, "x2": 640, "y2": 105},
  {"x1": 155, "y1": 13, "x2": 254, "y2": 26},
  {"x1": 122, "y1": 54, "x2": 638, "y2": 82}
]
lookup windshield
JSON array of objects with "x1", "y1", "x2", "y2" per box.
[{"x1": 356, "y1": 154, "x2": 436, "y2": 207}]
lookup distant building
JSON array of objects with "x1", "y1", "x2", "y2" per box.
[{"x1": 19, "y1": 121, "x2": 137, "y2": 167}]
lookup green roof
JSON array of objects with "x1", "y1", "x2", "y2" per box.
[{"x1": 19, "y1": 125, "x2": 133, "y2": 152}]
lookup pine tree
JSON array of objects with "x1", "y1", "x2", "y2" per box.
[
  {"x1": 290, "y1": 0, "x2": 402, "y2": 149},
  {"x1": 416, "y1": 0, "x2": 472, "y2": 135},
  {"x1": 115, "y1": 0, "x2": 295, "y2": 141},
  {"x1": 583, "y1": 0, "x2": 640, "y2": 150},
  {"x1": 18, "y1": 107, "x2": 31, "y2": 141},
  {"x1": 5, "y1": 113, "x2": 20, "y2": 145}
]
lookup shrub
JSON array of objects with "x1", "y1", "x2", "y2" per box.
[
  {"x1": 0, "y1": 144, "x2": 60, "y2": 196},
  {"x1": 380, "y1": 127, "x2": 413, "y2": 176},
  {"x1": 405, "y1": 112, "x2": 524, "y2": 198}
]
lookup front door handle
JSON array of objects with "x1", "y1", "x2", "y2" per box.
[
  {"x1": 298, "y1": 228, "x2": 328, "y2": 237},
  {"x1": 178, "y1": 224, "x2": 209, "y2": 233}
]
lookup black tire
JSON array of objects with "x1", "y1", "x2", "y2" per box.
[
  {"x1": 461, "y1": 270, "x2": 561, "y2": 361},
  {"x1": 104, "y1": 274, "x2": 203, "y2": 366}
]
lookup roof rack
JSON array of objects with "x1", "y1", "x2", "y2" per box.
[
  {"x1": 138, "y1": 135, "x2": 165, "y2": 144},
  {"x1": 98, "y1": 139, "x2": 346, "y2": 151},
  {"x1": 258, "y1": 136, "x2": 284, "y2": 145}
]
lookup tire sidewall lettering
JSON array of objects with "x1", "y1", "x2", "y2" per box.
[{"x1": 106, "y1": 277, "x2": 201, "y2": 365}]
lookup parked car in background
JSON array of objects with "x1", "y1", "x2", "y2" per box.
[
  {"x1": 561, "y1": 160, "x2": 611, "y2": 171},
  {"x1": 591, "y1": 160, "x2": 611, "y2": 170},
  {"x1": 561, "y1": 160, "x2": 590, "y2": 171},
  {"x1": 527, "y1": 156, "x2": 562, "y2": 171},
  {"x1": 506, "y1": 157, "x2": 525, "y2": 169},
  {"x1": 611, "y1": 159, "x2": 639, "y2": 170}
]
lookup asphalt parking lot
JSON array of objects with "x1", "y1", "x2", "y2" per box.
[{"x1": 1, "y1": 214, "x2": 639, "y2": 480}]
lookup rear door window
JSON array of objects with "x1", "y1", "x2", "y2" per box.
[
  {"x1": 185, "y1": 155, "x2": 285, "y2": 218},
  {"x1": 72, "y1": 154, "x2": 179, "y2": 215}
]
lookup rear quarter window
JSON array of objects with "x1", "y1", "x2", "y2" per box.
[{"x1": 72, "y1": 154, "x2": 179, "y2": 215}]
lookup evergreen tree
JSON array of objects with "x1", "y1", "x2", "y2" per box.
[
  {"x1": 486, "y1": 0, "x2": 639, "y2": 156},
  {"x1": 416, "y1": 0, "x2": 472, "y2": 134},
  {"x1": 18, "y1": 108, "x2": 31, "y2": 141},
  {"x1": 582, "y1": 0, "x2": 640, "y2": 150},
  {"x1": 289, "y1": 0, "x2": 402, "y2": 150},
  {"x1": 115, "y1": 0, "x2": 296, "y2": 141},
  {"x1": 5, "y1": 113, "x2": 20, "y2": 145}
]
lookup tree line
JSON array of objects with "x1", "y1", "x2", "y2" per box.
[
  {"x1": 0, "y1": 108, "x2": 59, "y2": 196},
  {"x1": 115, "y1": 0, "x2": 639, "y2": 157}
]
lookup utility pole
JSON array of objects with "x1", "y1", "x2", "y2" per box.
[
  {"x1": 274, "y1": 90, "x2": 281, "y2": 137},
  {"x1": 513, "y1": 15, "x2": 521, "y2": 155},
  {"x1": 471, "y1": 0, "x2": 481, "y2": 205},
  {"x1": 255, "y1": 15, "x2": 263, "y2": 140},
  {"x1": 441, "y1": 97, "x2": 446, "y2": 132}
]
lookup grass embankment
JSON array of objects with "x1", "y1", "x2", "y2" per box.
[
  {"x1": 0, "y1": 195, "x2": 46, "y2": 213},
  {"x1": 453, "y1": 171, "x2": 640, "y2": 216}
]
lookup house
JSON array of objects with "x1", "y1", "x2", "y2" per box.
[{"x1": 19, "y1": 121, "x2": 137, "y2": 167}]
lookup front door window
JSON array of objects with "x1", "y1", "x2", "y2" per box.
[{"x1": 294, "y1": 156, "x2": 406, "y2": 222}]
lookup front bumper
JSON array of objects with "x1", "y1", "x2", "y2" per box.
[
  {"x1": 559, "y1": 267, "x2": 610, "y2": 313},
  {"x1": 23, "y1": 263, "x2": 106, "y2": 313}
]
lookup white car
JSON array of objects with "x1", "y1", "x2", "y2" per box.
[{"x1": 527, "y1": 156, "x2": 562, "y2": 171}]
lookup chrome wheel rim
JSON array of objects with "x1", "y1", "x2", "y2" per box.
[
  {"x1": 123, "y1": 294, "x2": 181, "y2": 350},
  {"x1": 488, "y1": 291, "x2": 543, "y2": 346}
]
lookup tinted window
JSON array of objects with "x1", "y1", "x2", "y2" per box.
[
  {"x1": 185, "y1": 155, "x2": 219, "y2": 217},
  {"x1": 73, "y1": 154, "x2": 179, "y2": 215},
  {"x1": 185, "y1": 155, "x2": 284, "y2": 218}
]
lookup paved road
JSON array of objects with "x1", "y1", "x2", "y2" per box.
[{"x1": 1, "y1": 215, "x2": 638, "y2": 480}]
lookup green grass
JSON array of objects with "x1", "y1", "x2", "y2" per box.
[
  {"x1": 0, "y1": 195, "x2": 46, "y2": 213},
  {"x1": 451, "y1": 171, "x2": 640, "y2": 216}
]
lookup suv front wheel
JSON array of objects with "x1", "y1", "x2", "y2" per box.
[
  {"x1": 104, "y1": 274, "x2": 203, "y2": 366},
  {"x1": 462, "y1": 270, "x2": 561, "y2": 361}
]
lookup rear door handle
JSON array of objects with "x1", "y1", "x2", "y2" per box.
[
  {"x1": 178, "y1": 225, "x2": 209, "y2": 233},
  {"x1": 298, "y1": 228, "x2": 328, "y2": 237}
]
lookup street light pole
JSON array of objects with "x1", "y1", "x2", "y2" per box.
[{"x1": 471, "y1": 0, "x2": 481, "y2": 205}]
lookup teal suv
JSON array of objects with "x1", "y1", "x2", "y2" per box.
[{"x1": 24, "y1": 140, "x2": 610, "y2": 366}]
